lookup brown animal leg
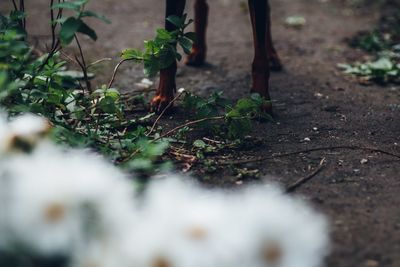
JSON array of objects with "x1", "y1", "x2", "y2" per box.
[
  {"x1": 248, "y1": 0, "x2": 273, "y2": 113},
  {"x1": 186, "y1": 0, "x2": 209, "y2": 66},
  {"x1": 265, "y1": 1, "x2": 282, "y2": 71},
  {"x1": 151, "y1": 0, "x2": 186, "y2": 113}
]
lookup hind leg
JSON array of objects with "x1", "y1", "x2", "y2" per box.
[
  {"x1": 151, "y1": 0, "x2": 186, "y2": 113},
  {"x1": 186, "y1": 0, "x2": 209, "y2": 66},
  {"x1": 248, "y1": 0, "x2": 272, "y2": 113},
  {"x1": 265, "y1": 1, "x2": 282, "y2": 71}
]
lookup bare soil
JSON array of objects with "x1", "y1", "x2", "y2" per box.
[{"x1": 1, "y1": 0, "x2": 399, "y2": 266}]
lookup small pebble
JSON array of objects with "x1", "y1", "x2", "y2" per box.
[
  {"x1": 304, "y1": 137, "x2": 311, "y2": 142},
  {"x1": 360, "y1": 158, "x2": 369, "y2": 164}
]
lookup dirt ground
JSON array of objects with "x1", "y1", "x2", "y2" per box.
[{"x1": 1, "y1": 0, "x2": 400, "y2": 266}]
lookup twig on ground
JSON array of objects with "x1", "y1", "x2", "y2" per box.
[
  {"x1": 153, "y1": 116, "x2": 225, "y2": 142},
  {"x1": 219, "y1": 145, "x2": 400, "y2": 165},
  {"x1": 146, "y1": 90, "x2": 187, "y2": 137},
  {"x1": 286, "y1": 158, "x2": 326, "y2": 193}
]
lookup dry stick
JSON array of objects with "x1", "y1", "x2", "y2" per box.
[
  {"x1": 219, "y1": 145, "x2": 400, "y2": 165},
  {"x1": 146, "y1": 91, "x2": 186, "y2": 137},
  {"x1": 87, "y1": 58, "x2": 112, "y2": 69},
  {"x1": 285, "y1": 158, "x2": 326, "y2": 193},
  {"x1": 153, "y1": 116, "x2": 225, "y2": 142},
  {"x1": 107, "y1": 59, "x2": 127, "y2": 89}
]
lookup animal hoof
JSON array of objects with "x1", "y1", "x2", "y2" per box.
[
  {"x1": 261, "y1": 101, "x2": 274, "y2": 117},
  {"x1": 185, "y1": 50, "x2": 206, "y2": 67},
  {"x1": 150, "y1": 95, "x2": 174, "y2": 114},
  {"x1": 270, "y1": 57, "x2": 283, "y2": 71}
]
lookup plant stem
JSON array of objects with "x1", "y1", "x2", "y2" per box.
[
  {"x1": 107, "y1": 59, "x2": 127, "y2": 89},
  {"x1": 74, "y1": 34, "x2": 92, "y2": 93}
]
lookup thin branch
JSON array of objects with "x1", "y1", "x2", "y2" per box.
[
  {"x1": 107, "y1": 59, "x2": 127, "y2": 89},
  {"x1": 11, "y1": 0, "x2": 18, "y2": 10},
  {"x1": 146, "y1": 90, "x2": 186, "y2": 137},
  {"x1": 153, "y1": 116, "x2": 225, "y2": 142},
  {"x1": 19, "y1": 0, "x2": 26, "y2": 30},
  {"x1": 286, "y1": 158, "x2": 326, "y2": 193},
  {"x1": 87, "y1": 57, "x2": 112, "y2": 69},
  {"x1": 218, "y1": 145, "x2": 400, "y2": 165},
  {"x1": 74, "y1": 34, "x2": 92, "y2": 93}
]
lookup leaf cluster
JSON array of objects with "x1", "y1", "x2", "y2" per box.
[
  {"x1": 183, "y1": 91, "x2": 273, "y2": 139},
  {"x1": 0, "y1": 9, "x2": 169, "y2": 175},
  {"x1": 338, "y1": 56, "x2": 400, "y2": 83},
  {"x1": 52, "y1": 0, "x2": 111, "y2": 45},
  {"x1": 121, "y1": 14, "x2": 196, "y2": 77}
]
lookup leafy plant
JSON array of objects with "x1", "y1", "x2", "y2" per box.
[
  {"x1": 52, "y1": 0, "x2": 111, "y2": 45},
  {"x1": 342, "y1": 3, "x2": 400, "y2": 84},
  {"x1": 183, "y1": 91, "x2": 273, "y2": 139},
  {"x1": 121, "y1": 14, "x2": 196, "y2": 77},
  {"x1": 338, "y1": 56, "x2": 400, "y2": 83},
  {"x1": 0, "y1": 3, "x2": 169, "y2": 175},
  {"x1": 1, "y1": 1, "x2": 274, "y2": 180}
]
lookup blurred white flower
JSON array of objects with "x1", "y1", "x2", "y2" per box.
[
  {"x1": 1, "y1": 142, "x2": 137, "y2": 256},
  {"x1": 116, "y1": 177, "x2": 329, "y2": 267},
  {"x1": 0, "y1": 113, "x2": 51, "y2": 154},
  {"x1": 0, "y1": 113, "x2": 330, "y2": 267}
]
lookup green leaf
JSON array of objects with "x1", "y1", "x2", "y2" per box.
[
  {"x1": 59, "y1": 17, "x2": 82, "y2": 45},
  {"x1": 156, "y1": 28, "x2": 173, "y2": 40},
  {"x1": 193, "y1": 139, "x2": 206, "y2": 149},
  {"x1": 51, "y1": 2, "x2": 81, "y2": 11},
  {"x1": 144, "y1": 56, "x2": 159, "y2": 77},
  {"x1": 166, "y1": 15, "x2": 183, "y2": 28},
  {"x1": 179, "y1": 37, "x2": 193, "y2": 54},
  {"x1": 80, "y1": 11, "x2": 111, "y2": 24},
  {"x1": 121, "y1": 49, "x2": 144, "y2": 61},
  {"x1": 77, "y1": 21, "x2": 97, "y2": 41},
  {"x1": 99, "y1": 96, "x2": 117, "y2": 113},
  {"x1": 184, "y1": 32, "x2": 197, "y2": 42}
]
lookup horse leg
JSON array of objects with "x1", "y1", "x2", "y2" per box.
[
  {"x1": 265, "y1": 1, "x2": 282, "y2": 71},
  {"x1": 248, "y1": 0, "x2": 272, "y2": 113},
  {"x1": 150, "y1": 0, "x2": 186, "y2": 113},
  {"x1": 186, "y1": 0, "x2": 209, "y2": 66}
]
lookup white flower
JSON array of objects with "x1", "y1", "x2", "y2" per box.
[
  {"x1": 229, "y1": 184, "x2": 330, "y2": 267},
  {"x1": 1, "y1": 143, "x2": 138, "y2": 256},
  {"x1": 117, "y1": 177, "x2": 330, "y2": 267},
  {"x1": 0, "y1": 113, "x2": 51, "y2": 154}
]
